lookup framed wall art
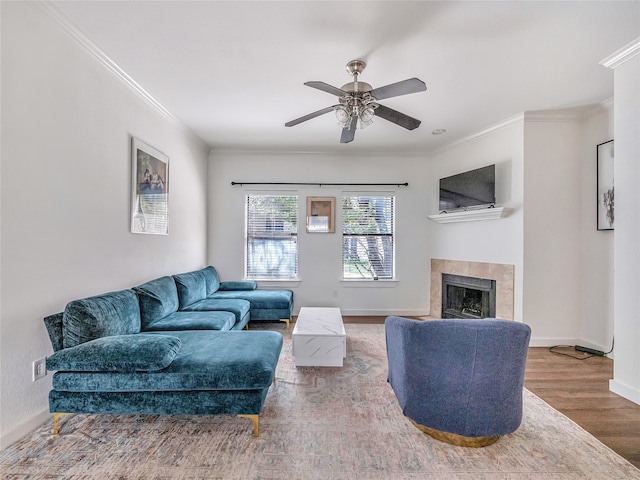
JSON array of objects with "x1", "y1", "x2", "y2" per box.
[
  {"x1": 131, "y1": 137, "x2": 169, "y2": 235},
  {"x1": 597, "y1": 139, "x2": 614, "y2": 231},
  {"x1": 306, "y1": 196, "x2": 335, "y2": 233}
]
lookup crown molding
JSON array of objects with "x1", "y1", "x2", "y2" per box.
[
  {"x1": 429, "y1": 113, "x2": 525, "y2": 156},
  {"x1": 209, "y1": 146, "x2": 425, "y2": 158},
  {"x1": 31, "y1": 1, "x2": 186, "y2": 130},
  {"x1": 523, "y1": 106, "x2": 603, "y2": 123},
  {"x1": 600, "y1": 37, "x2": 640, "y2": 69},
  {"x1": 600, "y1": 97, "x2": 614, "y2": 109}
]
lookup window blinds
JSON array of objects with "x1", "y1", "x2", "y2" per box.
[
  {"x1": 245, "y1": 195, "x2": 298, "y2": 279},
  {"x1": 342, "y1": 195, "x2": 395, "y2": 280}
]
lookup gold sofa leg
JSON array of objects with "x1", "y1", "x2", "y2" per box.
[
  {"x1": 238, "y1": 414, "x2": 259, "y2": 437},
  {"x1": 410, "y1": 419, "x2": 500, "y2": 448},
  {"x1": 53, "y1": 413, "x2": 71, "y2": 435},
  {"x1": 279, "y1": 317, "x2": 291, "y2": 329}
]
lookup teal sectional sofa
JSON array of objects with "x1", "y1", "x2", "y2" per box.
[{"x1": 43, "y1": 266, "x2": 293, "y2": 437}]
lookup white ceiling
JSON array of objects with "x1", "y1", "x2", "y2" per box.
[{"x1": 52, "y1": 1, "x2": 639, "y2": 154}]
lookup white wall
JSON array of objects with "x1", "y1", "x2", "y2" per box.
[
  {"x1": 427, "y1": 118, "x2": 525, "y2": 322},
  {"x1": 579, "y1": 104, "x2": 615, "y2": 352},
  {"x1": 208, "y1": 151, "x2": 431, "y2": 316},
  {"x1": 0, "y1": 3, "x2": 210, "y2": 448},
  {"x1": 607, "y1": 41, "x2": 640, "y2": 404},
  {"x1": 523, "y1": 115, "x2": 584, "y2": 344}
]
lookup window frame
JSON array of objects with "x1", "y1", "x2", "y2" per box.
[{"x1": 341, "y1": 192, "x2": 396, "y2": 281}]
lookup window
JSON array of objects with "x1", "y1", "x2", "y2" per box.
[
  {"x1": 342, "y1": 194, "x2": 395, "y2": 280},
  {"x1": 245, "y1": 194, "x2": 298, "y2": 279}
]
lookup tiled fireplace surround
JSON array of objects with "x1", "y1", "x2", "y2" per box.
[{"x1": 430, "y1": 259, "x2": 515, "y2": 320}]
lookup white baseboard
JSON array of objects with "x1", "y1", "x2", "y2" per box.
[
  {"x1": 609, "y1": 379, "x2": 640, "y2": 406},
  {"x1": 527, "y1": 337, "x2": 576, "y2": 348},
  {"x1": 528, "y1": 337, "x2": 611, "y2": 353},
  {"x1": 335, "y1": 309, "x2": 429, "y2": 317},
  {"x1": 0, "y1": 409, "x2": 50, "y2": 451}
]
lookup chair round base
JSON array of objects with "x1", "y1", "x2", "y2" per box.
[{"x1": 410, "y1": 419, "x2": 500, "y2": 448}]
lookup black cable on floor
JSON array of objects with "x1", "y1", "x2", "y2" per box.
[
  {"x1": 549, "y1": 337, "x2": 614, "y2": 360},
  {"x1": 549, "y1": 345, "x2": 597, "y2": 360}
]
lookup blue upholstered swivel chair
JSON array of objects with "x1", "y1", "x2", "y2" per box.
[{"x1": 385, "y1": 316, "x2": 531, "y2": 447}]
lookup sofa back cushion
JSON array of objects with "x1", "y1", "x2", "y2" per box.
[
  {"x1": 63, "y1": 289, "x2": 141, "y2": 349},
  {"x1": 201, "y1": 266, "x2": 221, "y2": 295},
  {"x1": 133, "y1": 276, "x2": 180, "y2": 329},
  {"x1": 173, "y1": 270, "x2": 207, "y2": 308}
]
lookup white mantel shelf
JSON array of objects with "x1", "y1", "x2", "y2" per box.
[{"x1": 428, "y1": 206, "x2": 506, "y2": 224}]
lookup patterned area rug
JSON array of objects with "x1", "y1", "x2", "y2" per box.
[{"x1": 2, "y1": 324, "x2": 639, "y2": 479}]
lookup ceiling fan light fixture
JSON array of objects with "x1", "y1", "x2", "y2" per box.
[
  {"x1": 359, "y1": 106, "x2": 376, "y2": 129},
  {"x1": 334, "y1": 106, "x2": 351, "y2": 128}
]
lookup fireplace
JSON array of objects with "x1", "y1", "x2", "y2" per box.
[
  {"x1": 430, "y1": 259, "x2": 514, "y2": 320},
  {"x1": 441, "y1": 273, "x2": 496, "y2": 319}
]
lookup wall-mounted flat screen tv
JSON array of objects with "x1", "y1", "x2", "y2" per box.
[{"x1": 439, "y1": 164, "x2": 495, "y2": 211}]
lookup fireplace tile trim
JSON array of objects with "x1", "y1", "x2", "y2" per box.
[{"x1": 430, "y1": 259, "x2": 514, "y2": 320}]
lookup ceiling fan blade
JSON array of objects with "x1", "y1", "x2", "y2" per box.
[
  {"x1": 304, "y1": 81, "x2": 348, "y2": 97},
  {"x1": 285, "y1": 105, "x2": 337, "y2": 127},
  {"x1": 369, "y1": 78, "x2": 426, "y2": 101},
  {"x1": 374, "y1": 104, "x2": 421, "y2": 130},
  {"x1": 340, "y1": 116, "x2": 357, "y2": 144}
]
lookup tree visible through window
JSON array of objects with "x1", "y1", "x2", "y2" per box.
[
  {"x1": 245, "y1": 195, "x2": 298, "y2": 279},
  {"x1": 342, "y1": 195, "x2": 395, "y2": 280}
]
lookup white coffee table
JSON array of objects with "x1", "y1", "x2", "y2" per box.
[{"x1": 292, "y1": 307, "x2": 346, "y2": 367}]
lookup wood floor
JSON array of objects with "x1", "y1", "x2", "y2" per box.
[
  {"x1": 339, "y1": 316, "x2": 640, "y2": 469},
  {"x1": 525, "y1": 346, "x2": 640, "y2": 469}
]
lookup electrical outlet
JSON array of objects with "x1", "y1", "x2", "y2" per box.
[{"x1": 32, "y1": 357, "x2": 46, "y2": 381}]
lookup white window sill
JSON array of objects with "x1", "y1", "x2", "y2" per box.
[
  {"x1": 340, "y1": 279, "x2": 398, "y2": 288},
  {"x1": 251, "y1": 278, "x2": 301, "y2": 288}
]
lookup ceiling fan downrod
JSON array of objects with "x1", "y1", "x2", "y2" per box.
[
  {"x1": 342, "y1": 60, "x2": 372, "y2": 94},
  {"x1": 346, "y1": 59, "x2": 366, "y2": 93}
]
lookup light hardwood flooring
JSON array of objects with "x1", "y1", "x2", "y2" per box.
[
  {"x1": 336, "y1": 316, "x2": 640, "y2": 469},
  {"x1": 525, "y1": 346, "x2": 640, "y2": 469}
]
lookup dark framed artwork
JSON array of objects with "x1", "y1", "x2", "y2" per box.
[
  {"x1": 131, "y1": 137, "x2": 169, "y2": 235},
  {"x1": 306, "y1": 196, "x2": 335, "y2": 233},
  {"x1": 597, "y1": 139, "x2": 614, "y2": 231}
]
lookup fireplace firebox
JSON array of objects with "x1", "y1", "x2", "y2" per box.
[{"x1": 442, "y1": 273, "x2": 496, "y2": 319}]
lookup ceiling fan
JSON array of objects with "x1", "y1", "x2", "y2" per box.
[{"x1": 285, "y1": 60, "x2": 427, "y2": 144}]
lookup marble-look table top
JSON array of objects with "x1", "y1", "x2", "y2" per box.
[{"x1": 293, "y1": 307, "x2": 345, "y2": 336}]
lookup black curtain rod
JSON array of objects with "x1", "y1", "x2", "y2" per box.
[{"x1": 231, "y1": 182, "x2": 409, "y2": 187}]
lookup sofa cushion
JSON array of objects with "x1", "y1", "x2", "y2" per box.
[
  {"x1": 181, "y1": 298, "x2": 250, "y2": 323},
  {"x1": 47, "y1": 334, "x2": 181, "y2": 373},
  {"x1": 209, "y1": 289, "x2": 293, "y2": 310},
  {"x1": 218, "y1": 280, "x2": 257, "y2": 291},
  {"x1": 52, "y1": 330, "x2": 283, "y2": 392},
  {"x1": 142, "y1": 311, "x2": 235, "y2": 332},
  {"x1": 201, "y1": 266, "x2": 221, "y2": 295},
  {"x1": 173, "y1": 270, "x2": 207, "y2": 308},
  {"x1": 63, "y1": 290, "x2": 141, "y2": 349},
  {"x1": 133, "y1": 276, "x2": 179, "y2": 329}
]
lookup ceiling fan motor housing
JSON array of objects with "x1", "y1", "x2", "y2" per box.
[
  {"x1": 345, "y1": 59, "x2": 367, "y2": 76},
  {"x1": 340, "y1": 81, "x2": 373, "y2": 93}
]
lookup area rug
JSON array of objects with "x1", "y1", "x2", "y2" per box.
[{"x1": 2, "y1": 324, "x2": 639, "y2": 479}]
